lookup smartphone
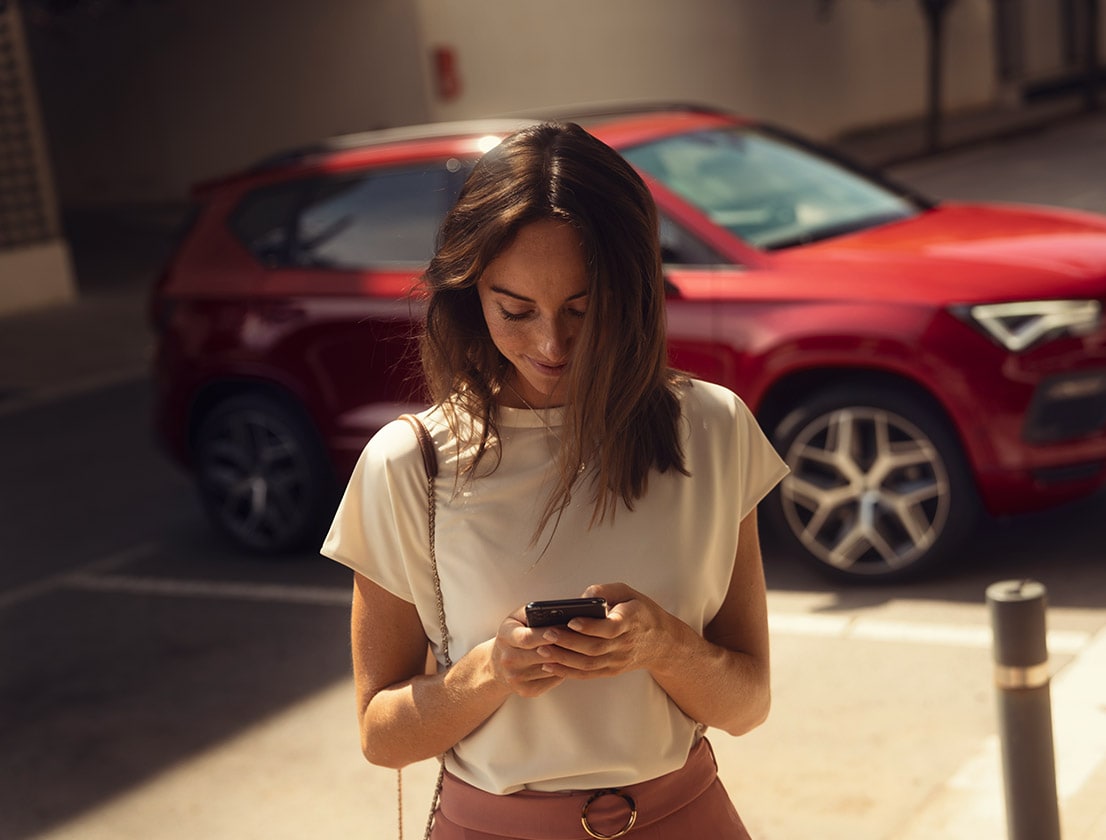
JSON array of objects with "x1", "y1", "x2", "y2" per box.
[{"x1": 525, "y1": 597, "x2": 608, "y2": 628}]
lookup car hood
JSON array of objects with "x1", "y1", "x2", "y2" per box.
[{"x1": 770, "y1": 203, "x2": 1106, "y2": 304}]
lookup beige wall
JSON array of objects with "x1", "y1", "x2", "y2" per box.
[
  {"x1": 1023, "y1": 0, "x2": 1072, "y2": 80},
  {"x1": 22, "y1": 0, "x2": 1072, "y2": 209},
  {"x1": 415, "y1": 0, "x2": 997, "y2": 137}
]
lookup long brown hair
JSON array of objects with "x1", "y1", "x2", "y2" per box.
[{"x1": 421, "y1": 122, "x2": 686, "y2": 534}]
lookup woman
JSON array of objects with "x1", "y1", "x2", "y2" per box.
[{"x1": 323, "y1": 122, "x2": 788, "y2": 838}]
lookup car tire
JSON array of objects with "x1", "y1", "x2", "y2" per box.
[
  {"x1": 193, "y1": 393, "x2": 338, "y2": 554},
  {"x1": 766, "y1": 385, "x2": 979, "y2": 582}
]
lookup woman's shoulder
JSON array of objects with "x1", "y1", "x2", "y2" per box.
[
  {"x1": 362, "y1": 407, "x2": 448, "y2": 473},
  {"x1": 676, "y1": 378, "x2": 753, "y2": 423}
]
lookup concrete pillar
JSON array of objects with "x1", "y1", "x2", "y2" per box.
[{"x1": 0, "y1": 0, "x2": 75, "y2": 316}]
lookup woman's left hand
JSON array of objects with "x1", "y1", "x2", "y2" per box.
[
  {"x1": 538, "y1": 512, "x2": 771, "y2": 736},
  {"x1": 534, "y1": 582, "x2": 683, "y2": 679}
]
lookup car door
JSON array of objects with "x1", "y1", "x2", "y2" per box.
[
  {"x1": 254, "y1": 160, "x2": 472, "y2": 470},
  {"x1": 652, "y1": 187, "x2": 768, "y2": 395}
]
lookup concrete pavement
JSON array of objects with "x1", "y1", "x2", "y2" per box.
[{"x1": 10, "y1": 569, "x2": 1104, "y2": 839}]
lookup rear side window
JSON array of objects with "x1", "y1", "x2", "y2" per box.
[
  {"x1": 294, "y1": 163, "x2": 466, "y2": 269},
  {"x1": 231, "y1": 182, "x2": 304, "y2": 266},
  {"x1": 230, "y1": 160, "x2": 471, "y2": 270}
]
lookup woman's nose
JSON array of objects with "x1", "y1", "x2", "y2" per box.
[{"x1": 538, "y1": 316, "x2": 572, "y2": 361}]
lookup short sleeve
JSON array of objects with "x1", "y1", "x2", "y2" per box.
[
  {"x1": 730, "y1": 391, "x2": 790, "y2": 520},
  {"x1": 320, "y1": 418, "x2": 429, "y2": 603}
]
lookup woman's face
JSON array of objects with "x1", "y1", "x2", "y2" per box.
[{"x1": 477, "y1": 219, "x2": 589, "y2": 408}]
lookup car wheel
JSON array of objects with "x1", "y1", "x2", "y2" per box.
[
  {"x1": 193, "y1": 393, "x2": 337, "y2": 554},
  {"x1": 767, "y1": 386, "x2": 979, "y2": 582}
]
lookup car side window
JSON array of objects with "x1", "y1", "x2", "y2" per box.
[
  {"x1": 231, "y1": 181, "x2": 305, "y2": 266},
  {"x1": 292, "y1": 163, "x2": 464, "y2": 269},
  {"x1": 658, "y1": 213, "x2": 729, "y2": 266}
]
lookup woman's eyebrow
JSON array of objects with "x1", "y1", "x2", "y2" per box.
[{"x1": 488, "y1": 284, "x2": 588, "y2": 303}]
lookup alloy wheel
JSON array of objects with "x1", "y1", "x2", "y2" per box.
[
  {"x1": 196, "y1": 398, "x2": 321, "y2": 552},
  {"x1": 778, "y1": 406, "x2": 952, "y2": 577}
]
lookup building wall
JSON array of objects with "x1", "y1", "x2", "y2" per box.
[
  {"x1": 25, "y1": 0, "x2": 429, "y2": 207},
  {"x1": 20, "y1": 0, "x2": 1088, "y2": 210},
  {"x1": 415, "y1": 0, "x2": 997, "y2": 138}
]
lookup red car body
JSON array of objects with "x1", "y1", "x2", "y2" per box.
[{"x1": 151, "y1": 107, "x2": 1106, "y2": 580}]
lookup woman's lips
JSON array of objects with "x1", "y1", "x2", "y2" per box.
[{"x1": 527, "y1": 357, "x2": 568, "y2": 377}]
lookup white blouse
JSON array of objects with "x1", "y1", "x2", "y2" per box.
[{"x1": 322, "y1": 379, "x2": 788, "y2": 794}]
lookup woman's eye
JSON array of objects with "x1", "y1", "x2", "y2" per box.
[
  {"x1": 566, "y1": 308, "x2": 587, "y2": 319},
  {"x1": 498, "y1": 306, "x2": 531, "y2": 322}
]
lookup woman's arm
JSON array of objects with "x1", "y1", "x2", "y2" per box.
[
  {"x1": 351, "y1": 573, "x2": 566, "y2": 767},
  {"x1": 534, "y1": 510, "x2": 771, "y2": 736}
]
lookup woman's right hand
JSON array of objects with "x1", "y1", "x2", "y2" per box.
[{"x1": 490, "y1": 608, "x2": 567, "y2": 698}]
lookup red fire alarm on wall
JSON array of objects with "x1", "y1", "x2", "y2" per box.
[{"x1": 432, "y1": 46, "x2": 461, "y2": 101}]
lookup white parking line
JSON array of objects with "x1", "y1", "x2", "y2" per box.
[
  {"x1": 0, "y1": 542, "x2": 159, "y2": 610},
  {"x1": 40, "y1": 572, "x2": 1099, "y2": 660},
  {"x1": 0, "y1": 366, "x2": 149, "y2": 418},
  {"x1": 1052, "y1": 627, "x2": 1106, "y2": 801},
  {"x1": 6, "y1": 555, "x2": 1095, "y2": 663},
  {"x1": 769, "y1": 612, "x2": 1091, "y2": 655},
  {"x1": 63, "y1": 573, "x2": 352, "y2": 607},
  {"x1": 13, "y1": 565, "x2": 1094, "y2": 661},
  {"x1": 895, "y1": 625, "x2": 1106, "y2": 839}
]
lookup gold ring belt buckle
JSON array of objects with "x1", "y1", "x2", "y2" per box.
[{"x1": 581, "y1": 788, "x2": 637, "y2": 839}]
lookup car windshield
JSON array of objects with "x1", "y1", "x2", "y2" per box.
[{"x1": 622, "y1": 127, "x2": 919, "y2": 251}]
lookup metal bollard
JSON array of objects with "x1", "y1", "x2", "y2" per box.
[{"x1": 986, "y1": 579, "x2": 1061, "y2": 840}]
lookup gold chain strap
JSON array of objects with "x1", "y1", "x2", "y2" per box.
[{"x1": 397, "y1": 415, "x2": 450, "y2": 840}]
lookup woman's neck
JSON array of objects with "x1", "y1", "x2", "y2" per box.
[{"x1": 500, "y1": 377, "x2": 566, "y2": 411}]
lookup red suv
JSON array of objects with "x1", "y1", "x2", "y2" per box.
[{"x1": 151, "y1": 105, "x2": 1106, "y2": 582}]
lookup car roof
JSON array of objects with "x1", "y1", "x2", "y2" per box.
[
  {"x1": 249, "y1": 118, "x2": 540, "y2": 171},
  {"x1": 260, "y1": 102, "x2": 745, "y2": 170},
  {"x1": 192, "y1": 103, "x2": 751, "y2": 197}
]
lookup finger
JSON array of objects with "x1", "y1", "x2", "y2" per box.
[
  {"x1": 499, "y1": 644, "x2": 562, "y2": 674},
  {"x1": 582, "y1": 581, "x2": 638, "y2": 606},
  {"x1": 499, "y1": 621, "x2": 555, "y2": 651},
  {"x1": 507, "y1": 605, "x2": 531, "y2": 625},
  {"x1": 540, "y1": 659, "x2": 617, "y2": 680},
  {"x1": 565, "y1": 615, "x2": 621, "y2": 639},
  {"x1": 512, "y1": 672, "x2": 565, "y2": 698},
  {"x1": 497, "y1": 652, "x2": 567, "y2": 691},
  {"x1": 536, "y1": 638, "x2": 621, "y2": 673},
  {"x1": 540, "y1": 626, "x2": 612, "y2": 654}
]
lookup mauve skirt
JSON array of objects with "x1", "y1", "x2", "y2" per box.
[{"x1": 429, "y1": 739, "x2": 752, "y2": 839}]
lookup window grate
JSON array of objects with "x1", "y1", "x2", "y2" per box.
[{"x1": 0, "y1": 6, "x2": 54, "y2": 251}]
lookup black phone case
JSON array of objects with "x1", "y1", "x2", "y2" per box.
[{"x1": 525, "y1": 597, "x2": 607, "y2": 627}]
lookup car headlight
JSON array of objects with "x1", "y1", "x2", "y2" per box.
[{"x1": 955, "y1": 300, "x2": 1101, "y2": 352}]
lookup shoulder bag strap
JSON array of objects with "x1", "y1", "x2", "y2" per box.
[{"x1": 397, "y1": 414, "x2": 449, "y2": 840}]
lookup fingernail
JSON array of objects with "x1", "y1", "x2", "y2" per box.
[{"x1": 543, "y1": 630, "x2": 559, "y2": 642}]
